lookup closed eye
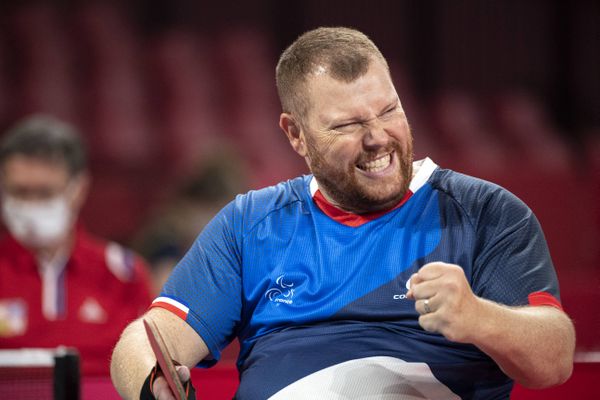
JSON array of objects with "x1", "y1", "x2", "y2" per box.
[
  {"x1": 332, "y1": 121, "x2": 361, "y2": 133},
  {"x1": 380, "y1": 105, "x2": 402, "y2": 121}
]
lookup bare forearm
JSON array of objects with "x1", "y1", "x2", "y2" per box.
[
  {"x1": 110, "y1": 318, "x2": 156, "y2": 399},
  {"x1": 110, "y1": 308, "x2": 210, "y2": 399},
  {"x1": 469, "y1": 299, "x2": 575, "y2": 388},
  {"x1": 409, "y1": 263, "x2": 575, "y2": 388}
]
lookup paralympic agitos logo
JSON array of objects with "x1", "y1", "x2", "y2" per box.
[{"x1": 265, "y1": 274, "x2": 295, "y2": 305}]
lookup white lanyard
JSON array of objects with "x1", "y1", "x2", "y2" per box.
[{"x1": 37, "y1": 252, "x2": 68, "y2": 320}]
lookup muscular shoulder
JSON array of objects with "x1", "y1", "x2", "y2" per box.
[
  {"x1": 229, "y1": 175, "x2": 309, "y2": 232},
  {"x1": 428, "y1": 168, "x2": 532, "y2": 227}
]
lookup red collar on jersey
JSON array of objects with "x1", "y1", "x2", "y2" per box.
[{"x1": 312, "y1": 189, "x2": 413, "y2": 227}]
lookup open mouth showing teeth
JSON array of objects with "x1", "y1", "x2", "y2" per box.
[{"x1": 357, "y1": 153, "x2": 392, "y2": 172}]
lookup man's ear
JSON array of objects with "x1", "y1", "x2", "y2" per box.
[{"x1": 279, "y1": 113, "x2": 307, "y2": 157}]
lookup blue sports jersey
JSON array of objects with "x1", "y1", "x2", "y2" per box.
[{"x1": 153, "y1": 158, "x2": 561, "y2": 399}]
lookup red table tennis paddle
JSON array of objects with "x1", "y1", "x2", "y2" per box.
[{"x1": 143, "y1": 318, "x2": 187, "y2": 400}]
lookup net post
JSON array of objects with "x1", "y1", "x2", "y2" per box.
[{"x1": 53, "y1": 347, "x2": 80, "y2": 400}]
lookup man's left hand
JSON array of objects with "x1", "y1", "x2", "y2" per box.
[{"x1": 406, "y1": 262, "x2": 484, "y2": 343}]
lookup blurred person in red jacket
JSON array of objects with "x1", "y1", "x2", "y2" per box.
[{"x1": 0, "y1": 114, "x2": 153, "y2": 376}]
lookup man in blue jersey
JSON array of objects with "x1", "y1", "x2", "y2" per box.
[{"x1": 111, "y1": 27, "x2": 575, "y2": 399}]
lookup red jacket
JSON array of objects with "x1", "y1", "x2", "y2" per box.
[{"x1": 0, "y1": 226, "x2": 153, "y2": 376}]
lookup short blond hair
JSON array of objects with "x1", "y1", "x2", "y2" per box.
[{"x1": 276, "y1": 27, "x2": 389, "y2": 119}]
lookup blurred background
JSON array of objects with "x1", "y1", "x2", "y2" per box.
[{"x1": 0, "y1": 0, "x2": 598, "y2": 360}]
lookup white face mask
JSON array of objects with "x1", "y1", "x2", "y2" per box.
[{"x1": 1, "y1": 195, "x2": 73, "y2": 248}]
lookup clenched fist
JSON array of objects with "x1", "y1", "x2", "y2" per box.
[{"x1": 406, "y1": 262, "x2": 485, "y2": 344}]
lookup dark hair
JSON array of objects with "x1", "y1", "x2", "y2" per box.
[
  {"x1": 276, "y1": 26, "x2": 389, "y2": 118},
  {"x1": 0, "y1": 114, "x2": 87, "y2": 176}
]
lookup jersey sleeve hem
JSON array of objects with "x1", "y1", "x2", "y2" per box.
[
  {"x1": 527, "y1": 291, "x2": 562, "y2": 310},
  {"x1": 150, "y1": 296, "x2": 190, "y2": 320},
  {"x1": 149, "y1": 296, "x2": 222, "y2": 368}
]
